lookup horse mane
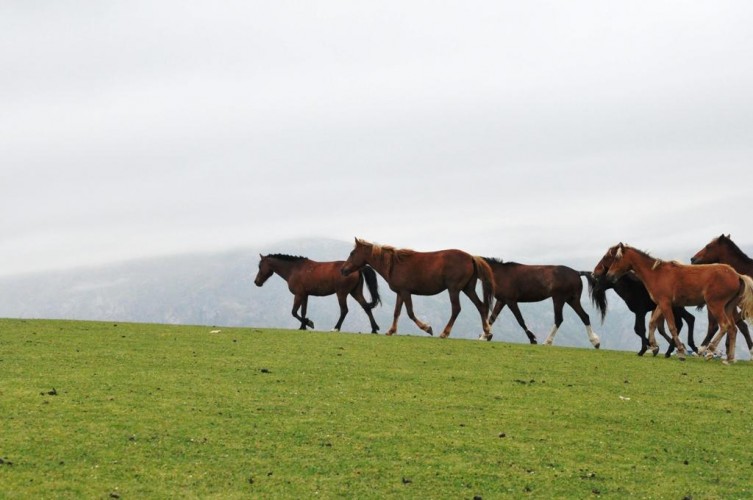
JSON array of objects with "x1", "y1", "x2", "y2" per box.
[
  {"x1": 358, "y1": 240, "x2": 415, "y2": 277},
  {"x1": 266, "y1": 253, "x2": 309, "y2": 262},
  {"x1": 483, "y1": 257, "x2": 522, "y2": 267},
  {"x1": 621, "y1": 245, "x2": 667, "y2": 270},
  {"x1": 367, "y1": 242, "x2": 416, "y2": 263},
  {"x1": 718, "y1": 235, "x2": 751, "y2": 261}
]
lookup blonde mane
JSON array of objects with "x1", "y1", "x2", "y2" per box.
[{"x1": 357, "y1": 239, "x2": 416, "y2": 277}]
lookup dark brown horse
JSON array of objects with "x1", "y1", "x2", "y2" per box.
[
  {"x1": 597, "y1": 243, "x2": 753, "y2": 363},
  {"x1": 691, "y1": 234, "x2": 753, "y2": 357},
  {"x1": 341, "y1": 238, "x2": 494, "y2": 339},
  {"x1": 590, "y1": 267, "x2": 696, "y2": 357},
  {"x1": 483, "y1": 258, "x2": 600, "y2": 348},
  {"x1": 255, "y1": 254, "x2": 381, "y2": 333}
]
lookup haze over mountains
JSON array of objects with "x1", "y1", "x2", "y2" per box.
[{"x1": 1, "y1": 237, "x2": 747, "y2": 355}]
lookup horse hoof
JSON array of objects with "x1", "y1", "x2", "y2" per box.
[
  {"x1": 426, "y1": 326, "x2": 434, "y2": 336},
  {"x1": 704, "y1": 352, "x2": 714, "y2": 361},
  {"x1": 529, "y1": 338, "x2": 538, "y2": 345},
  {"x1": 485, "y1": 334, "x2": 493, "y2": 342},
  {"x1": 651, "y1": 347, "x2": 660, "y2": 357},
  {"x1": 439, "y1": 332, "x2": 449, "y2": 339},
  {"x1": 593, "y1": 343, "x2": 600, "y2": 350}
]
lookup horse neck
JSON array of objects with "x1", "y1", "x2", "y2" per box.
[
  {"x1": 719, "y1": 246, "x2": 753, "y2": 275},
  {"x1": 268, "y1": 258, "x2": 303, "y2": 282},
  {"x1": 621, "y1": 249, "x2": 657, "y2": 283},
  {"x1": 363, "y1": 248, "x2": 396, "y2": 281}
]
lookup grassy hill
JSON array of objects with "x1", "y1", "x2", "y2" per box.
[
  {"x1": 1, "y1": 318, "x2": 751, "y2": 498},
  {"x1": 0, "y1": 237, "x2": 730, "y2": 353}
]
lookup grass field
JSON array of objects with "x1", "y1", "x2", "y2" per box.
[{"x1": 1, "y1": 318, "x2": 751, "y2": 498}]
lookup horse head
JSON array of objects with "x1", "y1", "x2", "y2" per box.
[
  {"x1": 254, "y1": 254, "x2": 274, "y2": 286},
  {"x1": 593, "y1": 243, "x2": 624, "y2": 280},
  {"x1": 690, "y1": 233, "x2": 731, "y2": 264},
  {"x1": 341, "y1": 238, "x2": 371, "y2": 276}
]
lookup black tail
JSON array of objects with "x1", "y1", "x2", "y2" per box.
[
  {"x1": 580, "y1": 271, "x2": 608, "y2": 323},
  {"x1": 361, "y1": 266, "x2": 381, "y2": 309}
]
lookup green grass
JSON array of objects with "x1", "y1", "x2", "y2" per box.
[{"x1": 1, "y1": 318, "x2": 751, "y2": 498}]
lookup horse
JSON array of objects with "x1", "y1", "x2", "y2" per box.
[
  {"x1": 483, "y1": 258, "x2": 600, "y2": 348},
  {"x1": 690, "y1": 234, "x2": 753, "y2": 356},
  {"x1": 597, "y1": 243, "x2": 753, "y2": 363},
  {"x1": 255, "y1": 253, "x2": 381, "y2": 333},
  {"x1": 590, "y1": 269, "x2": 696, "y2": 357},
  {"x1": 340, "y1": 238, "x2": 494, "y2": 339}
]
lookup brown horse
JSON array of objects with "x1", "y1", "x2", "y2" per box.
[
  {"x1": 483, "y1": 258, "x2": 600, "y2": 348},
  {"x1": 341, "y1": 238, "x2": 494, "y2": 339},
  {"x1": 597, "y1": 243, "x2": 753, "y2": 362},
  {"x1": 255, "y1": 254, "x2": 381, "y2": 333},
  {"x1": 590, "y1": 263, "x2": 696, "y2": 357},
  {"x1": 691, "y1": 234, "x2": 753, "y2": 357}
]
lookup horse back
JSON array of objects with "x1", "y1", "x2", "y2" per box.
[
  {"x1": 490, "y1": 263, "x2": 581, "y2": 302},
  {"x1": 389, "y1": 249, "x2": 476, "y2": 295},
  {"x1": 288, "y1": 260, "x2": 358, "y2": 296}
]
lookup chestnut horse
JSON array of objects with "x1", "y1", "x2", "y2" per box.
[
  {"x1": 341, "y1": 238, "x2": 494, "y2": 339},
  {"x1": 691, "y1": 234, "x2": 753, "y2": 356},
  {"x1": 598, "y1": 243, "x2": 753, "y2": 362},
  {"x1": 483, "y1": 258, "x2": 600, "y2": 348},
  {"x1": 590, "y1": 268, "x2": 696, "y2": 357},
  {"x1": 255, "y1": 254, "x2": 381, "y2": 333}
]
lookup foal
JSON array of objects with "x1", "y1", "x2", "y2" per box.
[{"x1": 598, "y1": 243, "x2": 753, "y2": 362}]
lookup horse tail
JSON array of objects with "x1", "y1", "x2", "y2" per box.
[
  {"x1": 361, "y1": 266, "x2": 381, "y2": 309},
  {"x1": 738, "y1": 275, "x2": 753, "y2": 322},
  {"x1": 472, "y1": 255, "x2": 495, "y2": 311},
  {"x1": 580, "y1": 271, "x2": 608, "y2": 323}
]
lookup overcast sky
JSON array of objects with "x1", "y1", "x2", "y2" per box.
[{"x1": 2, "y1": 1, "x2": 752, "y2": 276}]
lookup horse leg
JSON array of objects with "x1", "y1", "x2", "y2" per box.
[
  {"x1": 659, "y1": 302, "x2": 687, "y2": 360},
  {"x1": 462, "y1": 286, "x2": 493, "y2": 341},
  {"x1": 440, "y1": 290, "x2": 462, "y2": 339},
  {"x1": 633, "y1": 312, "x2": 649, "y2": 356},
  {"x1": 404, "y1": 293, "x2": 433, "y2": 336},
  {"x1": 508, "y1": 302, "x2": 537, "y2": 344},
  {"x1": 656, "y1": 321, "x2": 675, "y2": 358},
  {"x1": 738, "y1": 318, "x2": 753, "y2": 358},
  {"x1": 698, "y1": 310, "x2": 718, "y2": 355},
  {"x1": 300, "y1": 295, "x2": 314, "y2": 329},
  {"x1": 732, "y1": 308, "x2": 753, "y2": 357},
  {"x1": 386, "y1": 295, "x2": 404, "y2": 336},
  {"x1": 646, "y1": 308, "x2": 663, "y2": 356},
  {"x1": 544, "y1": 298, "x2": 564, "y2": 346},
  {"x1": 333, "y1": 291, "x2": 348, "y2": 332},
  {"x1": 351, "y1": 288, "x2": 380, "y2": 334},
  {"x1": 679, "y1": 309, "x2": 697, "y2": 353},
  {"x1": 489, "y1": 299, "x2": 505, "y2": 326},
  {"x1": 567, "y1": 297, "x2": 600, "y2": 349},
  {"x1": 292, "y1": 294, "x2": 312, "y2": 330}
]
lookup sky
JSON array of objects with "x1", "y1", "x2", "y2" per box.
[{"x1": 2, "y1": 1, "x2": 753, "y2": 277}]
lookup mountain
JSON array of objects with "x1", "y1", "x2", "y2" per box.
[{"x1": 0, "y1": 237, "x2": 740, "y2": 354}]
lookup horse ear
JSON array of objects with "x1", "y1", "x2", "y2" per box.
[
  {"x1": 259, "y1": 253, "x2": 263, "y2": 258},
  {"x1": 615, "y1": 245, "x2": 624, "y2": 259},
  {"x1": 726, "y1": 233, "x2": 731, "y2": 238}
]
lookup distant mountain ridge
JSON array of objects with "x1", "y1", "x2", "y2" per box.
[{"x1": 2, "y1": 237, "x2": 748, "y2": 354}]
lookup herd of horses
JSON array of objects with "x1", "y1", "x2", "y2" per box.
[{"x1": 254, "y1": 234, "x2": 753, "y2": 364}]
